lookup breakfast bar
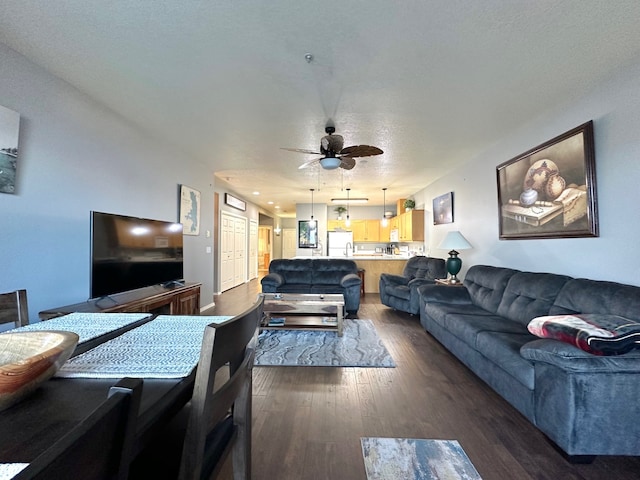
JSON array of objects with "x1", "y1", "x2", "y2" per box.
[{"x1": 296, "y1": 255, "x2": 408, "y2": 294}]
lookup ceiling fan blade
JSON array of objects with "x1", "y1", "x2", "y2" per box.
[
  {"x1": 339, "y1": 157, "x2": 356, "y2": 170},
  {"x1": 339, "y1": 145, "x2": 383, "y2": 157},
  {"x1": 281, "y1": 147, "x2": 322, "y2": 155},
  {"x1": 298, "y1": 157, "x2": 323, "y2": 170}
]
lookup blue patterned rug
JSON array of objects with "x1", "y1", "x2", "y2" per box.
[
  {"x1": 361, "y1": 438, "x2": 482, "y2": 480},
  {"x1": 254, "y1": 319, "x2": 395, "y2": 367}
]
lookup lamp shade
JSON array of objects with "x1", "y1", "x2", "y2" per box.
[
  {"x1": 320, "y1": 157, "x2": 341, "y2": 170},
  {"x1": 438, "y1": 231, "x2": 472, "y2": 251}
]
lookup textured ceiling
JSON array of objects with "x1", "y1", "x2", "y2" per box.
[{"x1": 2, "y1": 1, "x2": 640, "y2": 217}]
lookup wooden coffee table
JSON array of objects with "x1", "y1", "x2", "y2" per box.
[{"x1": 260, "y1": 293, "x2": 345, "y2": 336}]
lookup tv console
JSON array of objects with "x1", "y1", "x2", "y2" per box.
[{"x1": 39, "y1": 282, "x2": 201, "y2": 320}]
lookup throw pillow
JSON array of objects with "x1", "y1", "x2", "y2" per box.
[{"x1": 527, "y1": 314, "x2": 640, "y2": 356}]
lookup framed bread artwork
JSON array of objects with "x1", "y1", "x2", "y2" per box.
[{"x1": 496, "y1": 121, "x2": 598, "y2": 240}]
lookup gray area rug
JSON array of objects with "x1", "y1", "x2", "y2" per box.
[
  {"x1": 254, "y1": 319, "x2": 395, "y2": 367},
  {"x1": 361, "y1": 438, "x2": 482, "y2": 480}
]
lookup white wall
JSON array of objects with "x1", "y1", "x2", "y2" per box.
[
  {"x1": 416, "y1": 59, "x2": 640, "y2": 287},
  {"x1": 0, "y1": 43, "x2": 216, "y2": 321}
]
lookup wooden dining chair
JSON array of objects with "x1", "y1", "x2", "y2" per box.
[
  {"x1": 0, "y1": 289, "x2": 29, "y2": 328},
  {"x1": 13, "y1": 377, "x2": 143, "y2": 480},
  {"x1": 129, "y1": 296, "x2": 264, "y2": 480}
]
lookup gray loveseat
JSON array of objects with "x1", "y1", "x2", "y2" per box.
[
  {"x1": 379, "y1": 256, "x2": 446, "y2": 314},
  {"x1": 260, "y1": 258, "x2": 362, "y2": 314},
  {"x1": 418, "y1": 264, "x2": 640, "y2": 459}
]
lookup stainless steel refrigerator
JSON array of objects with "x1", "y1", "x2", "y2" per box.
[{"x1": 327, "y1": 230, "x2": 354, "y2": 257}]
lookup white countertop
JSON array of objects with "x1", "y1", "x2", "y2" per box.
[{"x1": 294, "y1": 255, "x2": 409, "y2": 261}]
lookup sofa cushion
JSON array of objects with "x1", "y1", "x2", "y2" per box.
[
  {"x1": 402, "y1": 256, "x2": 446, "y2": 281},
  {"x1": 528, "y1": 314, "x2": 640, "y2": 356},
  {"x1": 464, "y1": 265, "x2": 518, "y2": 314},
  {"x1": 521, "y1": 338, "x2": 640, "y2": 372},
  {"x1": 386, "y1": 284, "x2": 411, "y2": 300},
  {"x1": 496, "y1": 272, "x2": 572, "y2": 327},
  {"x1": 276, "y1": 283, "x2": 312, "y2": 293},
  {"x1": 268, "y1": 259, "x2": 314, "y2": 284},
  {"x1": 423, "y1": 303, "x2": 494, "y2": 330},
  {"x1": 476, "y1": 332, "x2": 536, "y2": 389},
  {"x1": 439, "y1": 313, "x2": 529, "y2": 349},
  {"x1": 550, "y1": 278, "x2": 640, "y2": 321},
  {"x1": 312, "y1": 259, "x2": 358, "y2": 285},
  {"x1": 310, "y1": 284, "x2": 344, "y2": 294}
]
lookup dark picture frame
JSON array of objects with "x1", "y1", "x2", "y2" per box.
[
  {"x1": 496, "y1": 121, "x2": 598, "y2": 240},
  {"x1": 298, "y1": 220, "x2": 318, "y2": 248},
  {"x1": 0, "y1": 104, "x2": 20, "y2": 195},
  {"x1": 225, "y1": 193, "x2": 246, "y2": 211},
  {"x1": 433, "y1": 192, "x2": 454, "y2": 225}
]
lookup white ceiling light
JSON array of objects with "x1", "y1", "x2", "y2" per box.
[
  {"x1": 320, "y1": 157, "x2": 341, "y2": 170},
  {"x1": 331, "y1": 198, "x2": 368, "y2": 204}
]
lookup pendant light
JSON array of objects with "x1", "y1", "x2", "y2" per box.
[
  {"x1": 345, "y1": 188, "x2": 351, "y2": 227},
  {"x1": 310, "y1": 188, "x2": 315, "y2": 220},
  {"x1": 381, "y1": 188, "x2": 388, "y2": 227}
]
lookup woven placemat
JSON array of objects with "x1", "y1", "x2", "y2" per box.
[
  {"x1": 9, "y1": 312, "x2": 152, "y2": 344},
  {"x1": 56, "y1": 315, "x2": 232, "y2": 378}
]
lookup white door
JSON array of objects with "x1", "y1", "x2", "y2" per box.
[
  {"x1": 233, "y1": 217, "x2": 247, "y2": 287},
  {"x1": 220, "y1": 213, "x2": 234, "y2": 291},
  {"x1": 282, "y1": 228, "x2": 297, "y2": 259},
  {"x1": 249, "y1": 220, "x2": 258, "y2": 280}
]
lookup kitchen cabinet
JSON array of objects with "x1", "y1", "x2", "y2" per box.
[
  {"x1": 379, "y1": 220, "x2": 391, "y2": 242},
  {"x1": 327, "y1": 219, "x2": 349, "y2": 231},
  {"x1": 398, "y1": 210, "x2": 424, "y2": 242},
  {"x1": 389, "y1": 216, "x2": 399, "y2": 232},
  {"x1": 350, "y1": 220, "x2": 366, "y2": 241},
  {"x1": 351, "y1": 219, "x2": 381, "y2": 242}
]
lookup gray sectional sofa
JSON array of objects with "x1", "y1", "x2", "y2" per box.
[
  {"x1": 418, "y1": 264, "x2": 640, "y2": 460},
  {"x1": 260, "y1": 258, "x2": 362, "y2": 314}
]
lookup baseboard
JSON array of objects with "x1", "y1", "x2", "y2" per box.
[{"x1": 200, "y1": 301, "x2": 215, "y2": 312}]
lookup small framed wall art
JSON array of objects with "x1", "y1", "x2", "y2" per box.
[
  {"x1": 298, "y1": 220, "x2": 318, "y2": 248},
  {"x1": 0, "y1": 105, "x2": 20, "y2": 194},
  {"x1": 180, "y1": 185, "x2": 201, "y2": 235},
  {"x1": 433, "y1": 192, "x2": 454, "y2": 225},
  {"x1": 496, "y1": 121, "x2": 598, "y2": 240},
  {"x1": 225, "y1": 193, "x2": 246, "y2": 211}
]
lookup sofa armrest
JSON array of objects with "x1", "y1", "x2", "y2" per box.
[
  {"x1": 417, "y1": 283, "x2": 472, "y2": 304},
  {"x1": 261, "y1": 272, "x2": 284, "y2": 289},
  {"x1": 408, "y1": 277, "x2": 436, "y2": 289},
  {"x1": 380, "y1": 273, "x2": 410, "y2": 286},
  {"x1": 520, "y1": 339, "x2": 640, "y2": 373},
  {"x1": 340, "y1": 273, "x2": 361, "y2": 288}
]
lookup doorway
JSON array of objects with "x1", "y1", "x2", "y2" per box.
[
  {"x1": 282, "y1": 228, "x2": 297, "y2": 259},
  {"x1": 258, "y1": 226, "x2": 272, "y2": 272}
]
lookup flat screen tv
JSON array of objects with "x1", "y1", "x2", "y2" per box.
[{"x1": 90, "y1": 211, "x2": 184, "y2": 299}]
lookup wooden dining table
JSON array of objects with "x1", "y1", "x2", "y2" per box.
[{"x1": 0, "y1": 312, "x2": 231, "y2": 465}]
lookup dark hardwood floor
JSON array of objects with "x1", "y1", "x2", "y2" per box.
[{"x1": 203, "y1": 280, "x2": 640, "y2": 479}]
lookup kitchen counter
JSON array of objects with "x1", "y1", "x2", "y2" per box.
[
  {"x1": 294, "y1": 255, "x2": 409, "y2": 260},
  {"x1": 294, "y1": 255, "x2": 408, "y2": 293}
]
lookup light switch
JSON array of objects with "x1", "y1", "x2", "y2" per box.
[{"x1": 206, "y1": 246, "x2": 212, "y2": 254}]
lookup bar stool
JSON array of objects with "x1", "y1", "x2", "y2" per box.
[{"x1": 357, "y1": 268, "x2": 365, "y2": 297}]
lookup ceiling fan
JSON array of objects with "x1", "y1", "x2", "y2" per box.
[{"x1": 282, "y1": 122, "x2": 383, "y2": 170}]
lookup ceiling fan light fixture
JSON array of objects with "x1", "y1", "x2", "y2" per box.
[
  {"x1": 381, "y1": 187, "x2": 389, "y2": 227},
  {"x1": 320, "y1": 157, "x2": 342, "y2": 170}
]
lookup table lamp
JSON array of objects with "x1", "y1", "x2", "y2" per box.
[{"x1": 438, "y1": 231, "x2": 472, "y2": 284}]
